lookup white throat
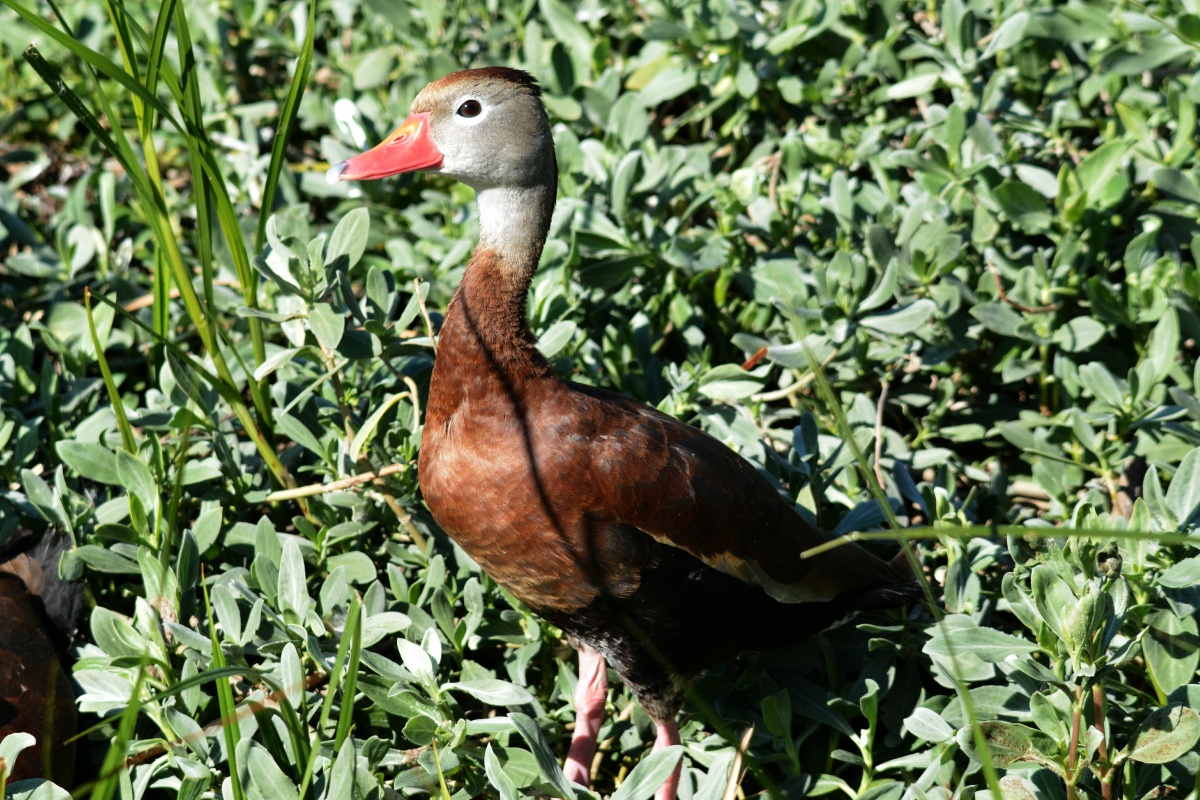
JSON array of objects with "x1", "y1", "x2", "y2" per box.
[{"x1": 475, "y1": 185, "x2": 552, "y2": 264}]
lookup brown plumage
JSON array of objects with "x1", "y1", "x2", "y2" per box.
[
  {"x1": 330, "y1": 66, "x2": 919, "y2": 799},
  {"x1": 0, "y1": 529, "x2": 80, "y2": 787}
]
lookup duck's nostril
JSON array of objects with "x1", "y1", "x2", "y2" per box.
[{"x1": 325, "y1": 161, "x2": 348, "y2": 184}]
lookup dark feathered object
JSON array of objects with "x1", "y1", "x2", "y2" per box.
[{"x1": 0, "y1": 526, "x2": 82, "y2": 786}]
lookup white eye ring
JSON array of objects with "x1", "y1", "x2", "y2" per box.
[{"x1": 457, "y1": 99, "x2": 483, "y2": 118}]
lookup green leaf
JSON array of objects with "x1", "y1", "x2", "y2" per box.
[
  {"x1": 4, "y1": 779, "x2": 73, "y2": 800},
  {"x1": 1153, "y1": 167, "x2": 1200, "y2": 204},
  {"x1": 1051, "y1": 317, "x2": 1105, "y2": 352},
  {"x1": 114, "y1": 449, "x2": 157, "y2": 517},
  {"x1": 1145, "y1": 309, "x2": 1180, "y2": 386},
  {"x1": 327, "y1": 551, "x2": 377, "y2": 583},
  {"x1": 539, "y1": 0, "x2": 592, "y2": 87},
  {"x1": 485, "y1": 743, "x2": 521, "y2": 800},
  {"x1": 309, "y1": 303, "x2": 345, "y2": 349},
  {"x1": 252, "y1": 346, "x2": 304, "y2": 382},
  {"x1": 443, "y1": 679, "x2": 537, "y2": 706},
  {"x1": 1157, "y1": 556, "x2": 1200, "y2": 589},
  {"x1": 981, "y1": 11, "x2": 1030, "y2": 58},
  {"x1": 20, "y1": 468, "x2": 70, "y2": 529},
  {"x1": 277, "y1": 538, "x2": 309, "y2": 623},
  {"x1": 885, "y1": 72, "x2": 940, "y2": 100},
  {"x1": 1032, "y1": 565, "x2": 1077, "y2": 647},
  {"x1": 609, "y1": 94, "x2": 650, "y2": 151},
  {"x1": 1165, "y1": 446, "x2": 1200, "y2": 527},
  {"x1": 637, "y1": 66, "x2": 697, "y2": 108},
  {"x1": 1143, "y1": 466, "x2": 1179, "y2": 531},
  {"x1": 1178, "y1": 12, "x2": 1200, "y2": 42},
  {"x1": 955, "y1": 721, "x2": 1043, "y2": 768},
  {"x1": 56, "y1": 440, "x2": 121, "y2": 484},
  {"x1": 994, "y1": 182, "x2": 1051, "y2": 233},
  {"x1": 91, "y1": 607, "x2": 147, "y2": 659},
  {"x1": 1078, "y1": 362, "x2": 1125, "y2": 407},
  {"x1": 611, "y1": 151, "x2": 641, "y2": 218},
  {"x1": 75, "y1": 668, "x2": 135, "y2": 714},
  {"x1": 1143, "y1": 608, "x2": 1200, "y2": 697},
  {"x1": 402, "y1": 714, "x2": 438, "y2": 746},
  {"x1": 859, "y1": 260, "x2": 898, "y2": 312},
  {"x1": 925, "y1": 623, "x2": 1040, "y2": 663},
  {"x1": 352, "y1": 48, "x2": 395, "y2": 90},
  {"x1": 997, "y1": 775, "x2": 1044, "y2": 800},
  {"x1": 72, "y1": 545, "x2": 141, "y2": 574},
  {"x1": 861, "y1": 299, "x2": 936, "y2": 335},
  {"x1": 192, "y1": 507, "x2": 223, "y2": 553},
  {"x1": 1124, "y1": 704, "x2": 1200, "y2": 764},
  {"x1": 698, "y1": 364, "x2": 767, "y2": 401},
  {"x1": 349, "y1": 391, "x2": 412, "y2": 462},
  {"x1": 510, "y1": 712, "x2": 577, "y2": 798},
  {"x1": 1076, "y1": 142, "x2": 1127, "y2": 202},
  {"x1": 326, "y1": 207, "x2": 370, "y2": 270},
  {"x1": 903, "y1": 708, "x2": 955, "y2": 743},
  {"x1": 761, "y1": 689, "x2": 792, "y2": 738},
  {"x1": 327, "y1": 737, "x2": 356, "y2": 800},
  {"x1": 1028, "y1": 691, "x2": 1068, "y2": 742},
  {"x1": 237, "y1": 739, "x2": 299, "y2": 800},
  {"x1": 0, "y1": 731, "x2": 36, "y2": 766},
  {"x1": 396, "y1": 637, "x2": 436, "y2": 685},
  {"x1": 537, "y1": 320, "x2": 578, "y2": 359},
  {"x1": 766, "y1": 23, "x2": 816, "y2": 54},
  {"x1": 609, "y1": 745, "x2": 683, "y2": 800},
  {"x1": 971, "y1": 302, "x2": 1025, "y2": 337},
  {"x1": 830, "y1": 172, "x2": 853, "y2": 224},
  {"x1": 480, "y1": 743, "x2": 541, "y2": 786}
]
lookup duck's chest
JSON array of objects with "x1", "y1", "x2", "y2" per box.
[{"x1": 416, "y1": 369, "x2": 601, "y2": 610}]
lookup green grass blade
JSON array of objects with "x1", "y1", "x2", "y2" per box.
[
  {"x1": 297, "y1": 595, "x2": 361, "y2": 799},
  {"x1": 254, "y1": 0, "x2": 316, "y2": 256},
  {"x1": 800, "y1": 348, "x2": 1005, "y2": 795},
  {"x1": 83, "y1": 288, "x2": 138, "y2": 456},
  {"x1": 88, "y1": 292, "x2": 303, "y2": 504},
  {"x1": 20, "y1": 45, "x2": 155, "y2": 214},
  {"x1": 143, "y1": 0, "x2": 178, "y2": 101},
  {"x1": 86, "y1": 664, "x2": 148, "y2": 800},
  {"x1": 103, "y1": 0, "x2": 165, "y2": 189},
  {"x1": 201, "y1": 568, "x2": 247, "y2": 800},
  {"x1": 332, "y1": 601, "x2": 363, "y2": 752},
  {"x1": 2, "y1": 0, "x2": 184, "y2": 135},
  {"x1": 171, "y1": 3, "x2": 272, "y2": 423}
]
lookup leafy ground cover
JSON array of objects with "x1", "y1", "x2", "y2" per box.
[{"x1": 1, "y1": 0, "x2": 1200, "y2": 798}]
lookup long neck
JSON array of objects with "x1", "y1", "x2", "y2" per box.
[{"x1": 433, "y1": 179, "x2": 557, "y2": 395}]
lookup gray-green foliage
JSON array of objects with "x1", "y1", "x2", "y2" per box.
[{"x1": 1, "y1": 0, "x2": 1200, "y2": 797}]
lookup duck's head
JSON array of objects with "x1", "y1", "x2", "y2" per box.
[{"x1": 328, "y1": 67, "x2": 554, "y2": 191}]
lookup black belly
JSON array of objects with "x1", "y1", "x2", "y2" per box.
[{"x1": 534, "y1": 537, "x2": 862, "y2": 722}]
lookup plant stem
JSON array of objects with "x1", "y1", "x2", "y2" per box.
[
  {"x1": 1092, "y1": 683, "x2": 1113, "y2": 799},
  {"x1": 1067, "y1": 683, "x2": 1083, "y2": 800}
]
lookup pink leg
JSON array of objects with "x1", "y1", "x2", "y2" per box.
[
  {"x1": 654, "y1": 719, "x2": 682, "y2": 800},
  {"x1": 564, "y1": 645, "x2": 608, "y2": 787}
]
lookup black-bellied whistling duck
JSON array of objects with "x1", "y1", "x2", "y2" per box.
[
  {"x1": 0, "y1": 528, "x2": 81, "y2": 787},
  {"x1": 329, "y1": 67, "x2": 919, "y2": 799}
]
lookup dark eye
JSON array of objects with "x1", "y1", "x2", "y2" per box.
[{"x1": 457, "y1": 99, "x2": 482, "y2": 118}]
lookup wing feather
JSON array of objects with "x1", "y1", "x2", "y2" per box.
[{"x1": 570, "y1": 382, "x2": 901, "y2": 601}]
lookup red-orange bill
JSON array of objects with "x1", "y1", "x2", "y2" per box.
[{"x1": 327, "y1": 112, "x2": 443, "y2": 183}]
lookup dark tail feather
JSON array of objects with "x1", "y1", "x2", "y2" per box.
[
  {"x1": 850, "y1": 579, "x2": 924, "y2": 611},
  {"x1": 848, "y1": 546, "x2": 924, "y2": 611},
  {"x1": 0, "y1": 527, "x2": 84, "y2": 648},
  {"x1": 1, "y1": 526, "x2": 82, "y2": 786}
]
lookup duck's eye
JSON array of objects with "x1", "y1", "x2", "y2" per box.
[{"x1": 457, "y1": 99, "x2": 482, "y2": 118}]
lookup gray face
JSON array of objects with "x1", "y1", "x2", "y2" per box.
[{"x1": 414, "y1": 78, "x2": 553, "y2": 191}]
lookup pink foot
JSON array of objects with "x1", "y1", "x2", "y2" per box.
[
  {"x1": 563, "y1": 645, "x2": 608, "y2": 787},
  {"x1": 654, "y1": 719, "x2": 682, "y2": 800}
]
